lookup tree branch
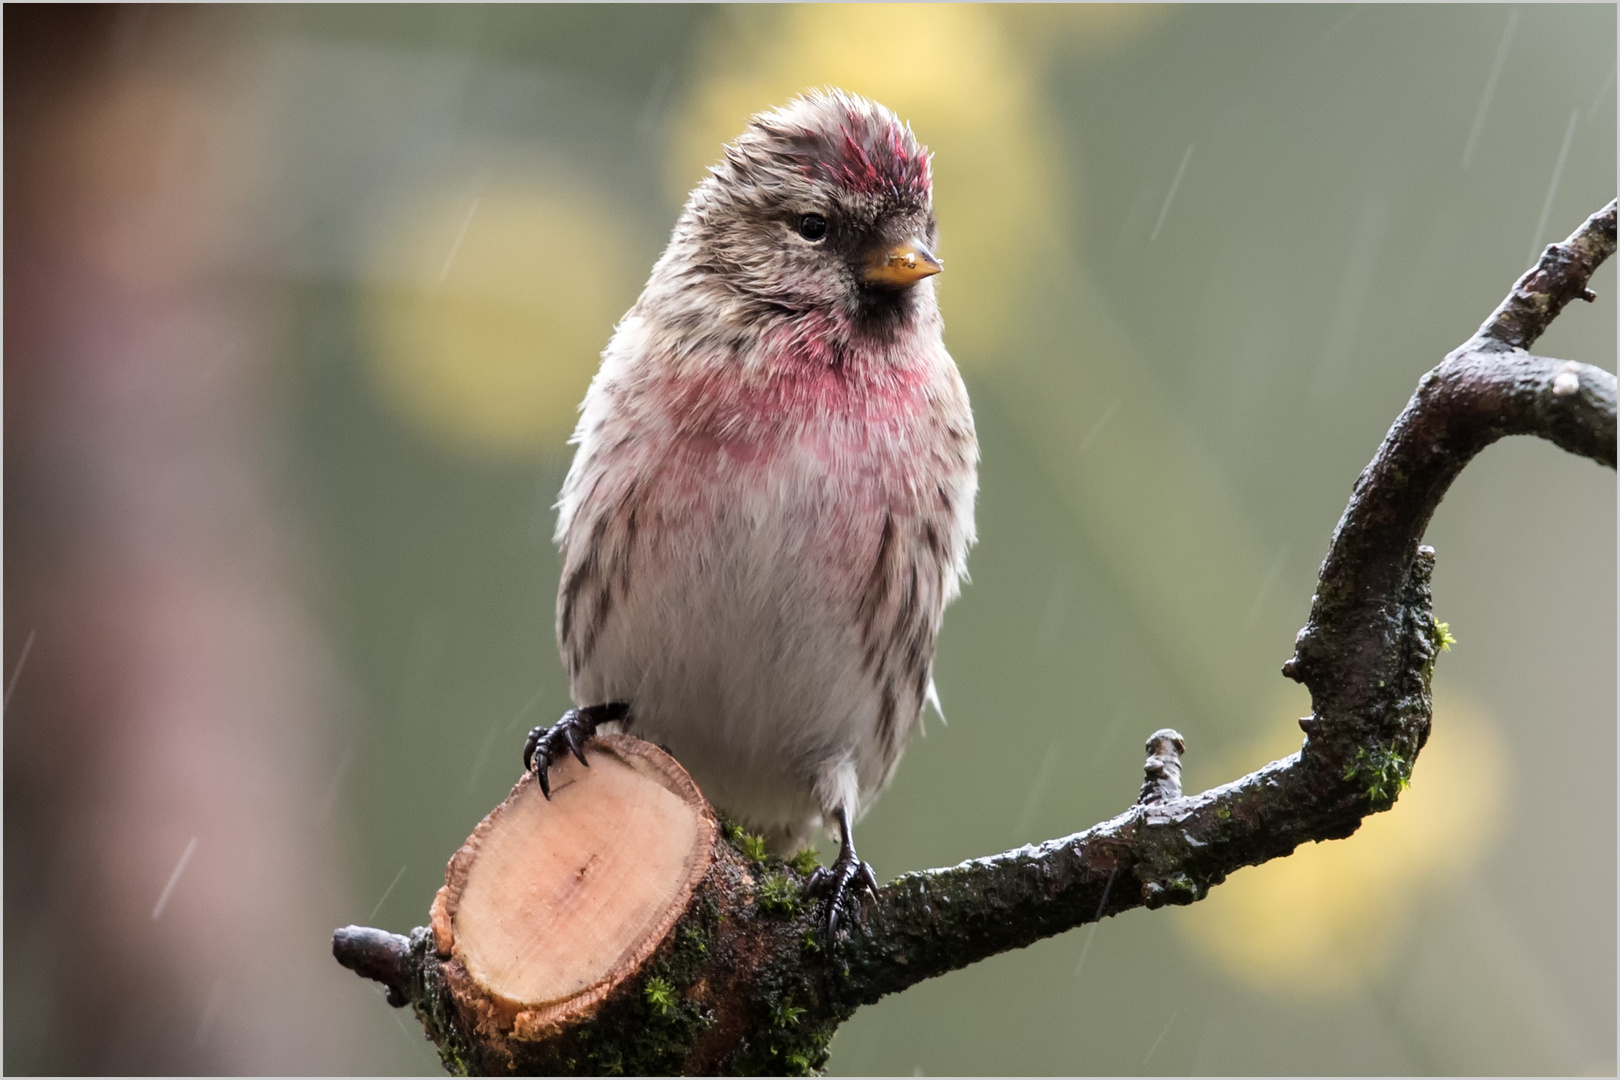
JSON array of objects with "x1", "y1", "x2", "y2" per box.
[
  {"x1": 832, "y1": 195, "x2": 1617, "y2": 1013},
  {"x1": 1476, "y1": 199, "x2": 1617, "y2": 353},
  {"x1": 334, "y1": 200, "x2": 1616, "y2": 1075}
]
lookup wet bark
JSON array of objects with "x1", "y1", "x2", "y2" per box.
[{"x1": 333, "y1": 200, "x2": 1616, "y2": 1075}]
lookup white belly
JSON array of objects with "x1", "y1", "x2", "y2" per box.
[
  {"x1": 556, "y1": 327, "x2": 977, "y2": 853},
  {"x1": 569, "y1": 452, "x2": 892, "y2": 848}
]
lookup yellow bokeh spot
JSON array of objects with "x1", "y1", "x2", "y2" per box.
[
  {"x1": 361, "y1": 179, "x2": 640, "y2": 458},
  {"x1": 672, "y1": 4, "x2": 1157, "y2": 366},
  {"x1": 992, "y1": 4, "x2": 1170, "y2": 64},
  {"x1": 1175, "y1": 692, "x2": 1509, "y2": 998}
]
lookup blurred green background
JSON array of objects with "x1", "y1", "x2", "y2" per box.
[{"x1": 6, "y1": 5, "x2": 1614, "y2": 1074}]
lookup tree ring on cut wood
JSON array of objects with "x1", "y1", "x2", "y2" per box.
[{"x1": 429, "y1": 733, "x2": 716, "y2": 1043}]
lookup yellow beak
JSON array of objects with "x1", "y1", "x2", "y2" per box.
[{"x1": 860, "y1": 241, "x2": 943, "y2": 288}]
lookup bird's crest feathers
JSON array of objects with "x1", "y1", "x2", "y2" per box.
[{"x1": 733, "y1": 88, "x2": 932, "y2": 206}]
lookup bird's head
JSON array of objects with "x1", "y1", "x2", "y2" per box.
[{"x1": 675, "y1": 89, "x2": 941, "y2": 338}]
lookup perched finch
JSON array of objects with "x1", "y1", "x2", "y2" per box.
[{"x1": 524, "y1": 89, "x2": 978, "y2": 932}]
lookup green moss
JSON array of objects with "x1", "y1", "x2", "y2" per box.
[
  {"x1": 724, "y1": 822, "x2": 770, "y2": 862},
  {"x1": 1215, "y1": 804, "x2": 1231, "y2": 821},
  {"x1": 643, "y1": 977, "x2": 677, "y2": 1017},
  {"x1": 790, "y1": 848, "x2": 821, "y2": 875},
  {"x1": 757, "y1": 872, "x2": 801, "y2": 916},
  {"x1": 566, "y1": 892, "x2": 731, "y2": 1075},
  {"x1": 1434, "y1": 619, "x2": 1457, "y2": 652},
  {"x1": 424, "y1": 1011, "x2": 475, "y2": 1078},
  {"x1": 799, "y1": 927, "x2": 822, "y2": 954},
  {"x1": 727, "y1": 984, "x2": 836, "y2": 1077},
  {"x1": 1343, "y1": 745, "x2": 1411, "y2": 805},
  {"x1": 411, "y1": 934, "x2": 479, "y2": 1076},
  {"x1": 1142, "y1": 872, "x2": 1200, "y2": 908},
  {"x1": 573, "y1": 961, "x2": 713, "y2": 1076}
]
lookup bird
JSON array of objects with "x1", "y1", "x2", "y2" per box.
[{"x1": 523, "y1": 89, "x2": 978, "y2": 934}]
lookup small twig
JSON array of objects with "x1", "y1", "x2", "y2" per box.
[
  {"x1": 1476, "y1": 199, "x2": 1617, "y2": 353},
  {"x1": 1138, "y1": 729, "x2": 1186, "y2": 806},
  {"x1": 333, "y1": 925, "x2": 415, "y2": 1008}
]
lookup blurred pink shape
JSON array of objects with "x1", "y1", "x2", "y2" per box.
[{"x1": 5, "y1": 9, "x2": 392, "y2": 1072}]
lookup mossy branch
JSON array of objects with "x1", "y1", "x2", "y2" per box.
[{"x1": 334, "y1": 200, "x2": 1615, "y2": 1074}]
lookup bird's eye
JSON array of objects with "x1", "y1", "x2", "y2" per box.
[{"x1": 797, "y1": 214, "x2": 828, "y2": 241}]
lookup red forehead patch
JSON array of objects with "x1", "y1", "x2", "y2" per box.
[{"x1": 812, "y1": 114, "x2": 932, "y2": 203}]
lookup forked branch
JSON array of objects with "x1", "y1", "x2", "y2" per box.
[{"x1": 335, "y1": 200, "x2": 1616, "y2": 1075}]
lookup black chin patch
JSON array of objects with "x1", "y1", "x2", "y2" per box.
[{"x1": 851, "y1": 283, "x2": 918, "y2": 341}]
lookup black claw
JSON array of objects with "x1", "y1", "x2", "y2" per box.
[
  {"x1": 522, "y1": 725, "x2": 544, "y2": 774},
  {"x1": 521, "y1": 702, "x2": 630, "y2": 800},
  {"x1": 814, "y1": 808, "x2": 879, "y2": 939},
  {"x1": 563, "y1": 720, "x2": 589, "y2": 768}
]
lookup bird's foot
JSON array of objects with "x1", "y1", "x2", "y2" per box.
[
  {"x1": 522, "y1": 702, "x2": 630, "y2": 798},
  {"x1": 806, "y1": 845, "x2": 879, "y2": 938}
]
